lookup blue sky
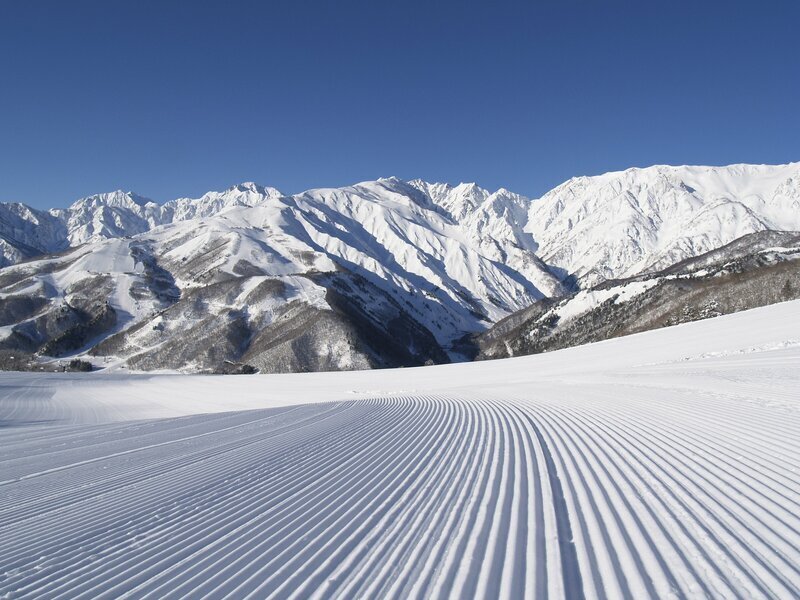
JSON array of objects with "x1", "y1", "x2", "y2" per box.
[{"x1": 1, "y1": 0, "x2": 798, "y2": 208}]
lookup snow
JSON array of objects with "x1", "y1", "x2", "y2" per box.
[
  {"x1": 526, "y1": 162, "x2": 800, "y2": 284},
  {"x1": 1, "y1": 300, "x2": 799, "y2": 598},
  {"x1": 547, "y1": 279, "x2": 661, "y2": 325},
  {"x1": 0, "y1": 203, "x2": 68, "y2": 267},
  {"x1": 3, "y1": 163, "x2": 799, "y2": 350},
  {"x1": 1, "y1": 177, "x2": 568, "y2": 354}
]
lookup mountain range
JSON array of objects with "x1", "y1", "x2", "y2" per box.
[
  {"x1": 1, "y1": 162, "x2": 798, "y2": 372},
  {"x1": 475, "y1": 230, "x2": 800, "y2": 360}
]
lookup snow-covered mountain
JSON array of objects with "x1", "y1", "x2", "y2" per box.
[
  {"x1": 1, "y1": 162, "x2": 798, "y2": 372},
  {"x1": 527, "y1": 162, "x2": 800, "y2": 285},
  {"x1": 0, "y1": 184, "x2": 286, "y2": 266},
  {"x1": 6, "y1": 162, "x2": 799, "y2": 282},
  {"x1": 162, "y1": 182, "x2": 284, "y2": 223},
  {"x1": 476, "y1": 230, "x2": 800, "y2": 360},
  {"x1": 0, "y1": 178, "x2": 567, "y2": 371},
  {"x1": 0, "y1": 203, "x2": 68, "y2": 265}
]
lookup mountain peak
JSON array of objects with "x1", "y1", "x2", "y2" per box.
[
  {"x1": 229, "y1": 181, "x2": 282, "y2": 196},
  {"x1": 3, "y1": 162, "x2": 799, "y2": 293},
  {"x1": 69, "y1": 190, "x2": 156, "y2": 210},
  {"x1": 527, "y1": 161, "x2": 800, "y2": 285}
]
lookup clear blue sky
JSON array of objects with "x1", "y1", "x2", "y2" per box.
[{"x1": 1, "y1": 1, "x2": 798, "y2": 208}]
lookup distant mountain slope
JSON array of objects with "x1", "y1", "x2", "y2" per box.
[
  {"x1": 0, "y1": 203, "x2": 68, "y2": 265},
  {"x1": 4, "y1": 163, "x2": 799, "y2": 281},
  {"x1": 0, "y1": 184, "x2": 285, "y2": 267},
  {"x1": 526, "y1": 162, "x2": 800, "y2": 285},
  {"x1": 1, "y1": 162, "x2": 798, "y2": 372},
  {"x1": 0, "y1": 179, "x2": 566, "y2": 372},
  {"x1": 475, "y1": 230, "x2": 800, "y2": 360}
]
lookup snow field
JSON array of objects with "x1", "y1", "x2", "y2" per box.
[{"x1": 1, "y1": 300, "x2": 799, "y2": 598}]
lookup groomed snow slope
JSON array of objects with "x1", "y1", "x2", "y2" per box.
[{"x1": 1, "y1": 301, "x2": 799, "y2": 599}]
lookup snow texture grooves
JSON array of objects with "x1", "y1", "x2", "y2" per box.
[
  {"x1": 523, "y1": 411, "x2": 585, "y2": 600},
  {"x1": 1, "y1": 367, "x2": 799, "y2": 599}
]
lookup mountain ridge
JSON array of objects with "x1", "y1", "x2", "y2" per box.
[
  {"x1": 1, "y1": 162, "x2": 799, "y2": 372},
  {"x1": 474, "y1": 230, "x2": 800, "y2": 361}
]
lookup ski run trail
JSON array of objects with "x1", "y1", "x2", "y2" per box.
[{"x1": 1, "y1": 301, "x2": 799, "y2": 599}]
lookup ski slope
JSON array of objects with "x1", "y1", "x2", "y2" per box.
[{"x1": 1, "y1": 301, "x2": 799, "y2": 599}]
